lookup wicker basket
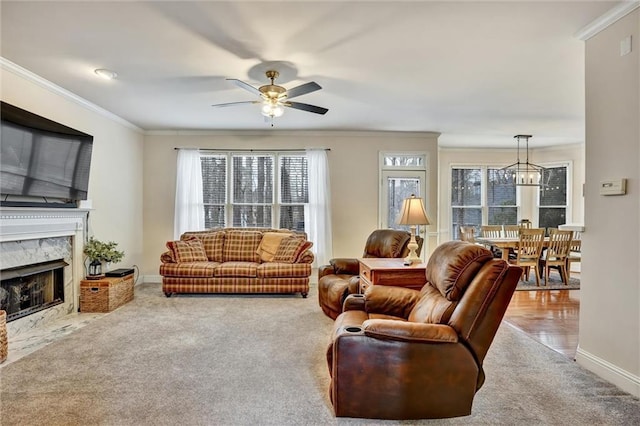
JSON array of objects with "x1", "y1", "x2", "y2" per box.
[
  {"x1": 0, "y1": 310, "x2": 7, "y2": 363},
  {"x1": 80, "y1": 275, "x2": 134, "y2": 313}
]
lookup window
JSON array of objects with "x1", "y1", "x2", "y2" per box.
[
  {"x1": 201, "y1": 152, "x2": 308, "y2": 230},
  {"x1": 279, "y1": 155, "x2": 308, "y2": 231},
  {"x1": 487, "y1": 168, "x2": 517, "y2": 225},
  {"x1": 538, "y1": 166, "x2": 567, "y2": 231},
  {"x1": 451, "y1": 167, "x2": 518, "y2": 239},
  {"x1": 201, "y1": 155, "x2": 226, "y2": 228},
  {"x1": 451, "y1": 168, "x2": 482, "y2": 239}
]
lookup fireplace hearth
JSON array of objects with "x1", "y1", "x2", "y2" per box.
[{"x1": 1, "y1": 259, "x2": 67, "y2": 322}]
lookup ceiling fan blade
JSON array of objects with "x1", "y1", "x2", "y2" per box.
[
  {"x1": 285, "y1": 81, "x2": 322, "y2": 99},
  {"x1": 226, "y1": 79, "x2": 261, "y2": 96},
  {"x1": 211, "y1": 101, "x2": 258, "y2": 108},
  {"x1": 284, "y1": 101, "x2": 328, "y2": 115}
]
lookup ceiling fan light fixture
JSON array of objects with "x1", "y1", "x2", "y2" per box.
[{"x1": 261, "y1": 102, "x2": 284, "y2": 118}]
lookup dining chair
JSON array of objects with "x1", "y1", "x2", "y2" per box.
[
  {"x1": 540, "y1": 229, "x2": 573, "y2": 285},
  {"x1": 480, "y1": 225, "x2": 502, "y2": 238},
  {"x1": 566, "y1": 234, "x2": 581, "y2": 278},
  {"x1": 458, "y1": 226, "x2": 476, "y2": 242},
  {"x1": 508, "y1": 227, "x2": 545, "y2": 286},
  {"x1": 480, "y1": 225, "x2": 503, "y2": 258},
  {"x1": 503, "y1": 225, "x2": 521, "y2": 238}
]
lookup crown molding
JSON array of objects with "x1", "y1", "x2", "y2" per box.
[
  {"x1": 144, "y1": 129, "x2": 441, "y2": 138},
  {"x1": 575, "y1": 1, "x2": 639, "y2": 40},
  {"x1": 0, "y1": 57, "x2": 143, "y2": 133}
]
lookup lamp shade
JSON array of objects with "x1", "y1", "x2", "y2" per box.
[{"x1": 397, "y1": 195, "x2": 430, "y2": 226}]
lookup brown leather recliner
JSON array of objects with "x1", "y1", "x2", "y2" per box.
[
  {"x1": 326, "y1": 241, "x2": 522, "y2": 420},
  {"x1": 318, "y1": 229, "x2": 423, "y2": 320}
]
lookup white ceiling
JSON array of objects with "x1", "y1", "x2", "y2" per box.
[{"x1": 0, "y1": 1, "x2": 617, "y2": 148}]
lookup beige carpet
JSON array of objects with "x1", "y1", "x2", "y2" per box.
[{"x1": 0, "y1": 283, "x2": 637, "y2": 425}]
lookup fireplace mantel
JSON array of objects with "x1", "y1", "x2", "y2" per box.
[{"x1": 0, "y1": 207, "x2": 90, "y2": 242}]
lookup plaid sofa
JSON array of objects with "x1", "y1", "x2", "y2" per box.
[{"x1": 160, "y1": 228, "x2": 313, "y2": 297}]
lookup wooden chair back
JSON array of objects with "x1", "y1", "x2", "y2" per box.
[
  {"x1": 546, "y1": 229, "x2": 573, "y2": 260},
  {"x1": 459, "y1": 226, "x2": 476, "y2": 242},
  {"x1": 516, "y1": 228, "x2": 545, "y2": 261},
  {"x1": 480, "y1": 225, "x2": 502, "y2": 238},
  {"x1": 504, "y1": 225, "x2": 520, "y2": 238}
]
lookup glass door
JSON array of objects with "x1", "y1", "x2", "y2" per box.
[{"x1": 380, "y1": 170, "x2": 427, "y2": 258}]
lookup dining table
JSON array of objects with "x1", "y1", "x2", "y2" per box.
[{"x1": 474, "y1": 236, "x2": 551, "y2": 262}]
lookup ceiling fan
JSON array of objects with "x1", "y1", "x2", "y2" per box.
[{"x1": 212, "y1": 70, "x2": 328, "y2": 122}]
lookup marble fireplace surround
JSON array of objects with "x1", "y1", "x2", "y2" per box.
[{"x1": 0, "y1": 207, "x2": 89, "y2": 337}]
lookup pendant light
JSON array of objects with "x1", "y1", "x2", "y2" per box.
[{"x1": 501, "y1": 134, "x2": 545, "y2": 187}]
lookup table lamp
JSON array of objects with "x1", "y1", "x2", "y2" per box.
[{"x1": 397, "y1": 194, "x2": 430, "y2": 265}]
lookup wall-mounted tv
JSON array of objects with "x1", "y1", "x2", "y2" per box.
[{"x1": 1, "y1": 101, "x2": 93, "y2": 207}]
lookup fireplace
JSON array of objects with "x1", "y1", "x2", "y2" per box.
[
  {"x1": 1, "y1": 259, "x2": 67, "y2": 322},
  {"x1": 0, "y1": 207, "x2": 88, "y2": 337}
]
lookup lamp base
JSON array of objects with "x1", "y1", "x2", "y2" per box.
[{"x1": 403, "y1": 232, "x2": 421, "y2": 265}]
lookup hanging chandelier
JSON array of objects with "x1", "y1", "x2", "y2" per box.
[{"x1": 501, "y1": 134, "x2": 545, "y2": 187}]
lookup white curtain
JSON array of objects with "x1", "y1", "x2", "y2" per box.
[
  {"x1": 174, "y1": 148, "x2": 205, "y2": 239},
  {"x1": 306, "y1": 149, "x2": 333, "y2": 267}
]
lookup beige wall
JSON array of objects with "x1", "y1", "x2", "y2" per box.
[
  {"x1": 142, "y1": 131, "x2": 439, "y2": 278},
  {"x1": 0, "y1": 66, "x2": 145, "y2": 274},
  {"x1": 438, "y1": 144, "x2": 585, "y2": 242},
  {"x1": 579, "y1": 8, "x2": 639, "y2": 397}
]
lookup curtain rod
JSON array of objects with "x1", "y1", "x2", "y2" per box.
[{"x1": 174, "y1": 147, "x2": 330, "y2": 152}]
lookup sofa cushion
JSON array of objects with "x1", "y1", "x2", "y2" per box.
[
  {"x1": 166, "y1": 236, "x2": 208, "y2": 263},
  {"x1": 213, "y1": 261, "x2": 258, "y2": 278},
  {"x1": 425, "y1": 241, "x2": 493, "y2": 301},
  {"x1": 256, "y1": 231, "x2": 293, "y2": 262},
  {"x1": 160, "y1": 262, "x2": 218, "y2": 278},
  {"x1": 223, "y1": 230, "x2": 263, "y2": 262},
  {"x1": 273, "y1": 237, "x2": 313, "y2": 263},
  {"x1": 257, "y1": 262, "x2": 312, "y2": 278}
]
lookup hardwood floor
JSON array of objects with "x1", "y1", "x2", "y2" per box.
[{"x1": 503, "y1": 287, "x2": 580, "y2": 359}]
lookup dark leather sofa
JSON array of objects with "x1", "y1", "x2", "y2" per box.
[{"x1": 326, "y1": 241, "x2": 522, "y2": 420}]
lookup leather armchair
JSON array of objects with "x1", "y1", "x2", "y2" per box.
[
  {"x1": 318, "y1": 229, "x2": 423, "y2": 320},
  {"x1": 326, "y1": 241, "x2": 522, "y2": 420}
]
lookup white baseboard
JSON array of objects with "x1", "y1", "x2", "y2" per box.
[{"x1": 575, "y1": 346, "x2": 640, "y2": 398}]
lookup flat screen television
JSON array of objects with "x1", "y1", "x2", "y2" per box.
[{"x1": 1, "y1": 101, "x2": 93, "y2": 207}]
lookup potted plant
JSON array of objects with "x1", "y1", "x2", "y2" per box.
[{"x1": 83, "y1": 237, "x2": 125, "y2": 279}]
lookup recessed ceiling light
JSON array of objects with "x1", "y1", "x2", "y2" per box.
[{"x1": 94, "y1": 68, "x2": 117, "y2": 80}]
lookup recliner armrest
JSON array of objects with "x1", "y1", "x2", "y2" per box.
[
  {"x1": 362, "y1": 285, "x2": 421, "y2": 319},
  {"x1": 363, "y1": 320, "x2": 458, "y2": 344},
  {"x1": 342, "y1": 294, "x2": 365, "y2": 311},
  {"x1": 329, "y1": 258, "x2": 360, "y2": 275}
]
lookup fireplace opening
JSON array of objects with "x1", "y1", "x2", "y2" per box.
[{"x1": 0, "y1": 259, "x2": 67, "y2": 322}]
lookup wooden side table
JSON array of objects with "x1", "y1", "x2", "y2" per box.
[{"x1": 358, "y1": 258, "x2": 427, "y2": 292}]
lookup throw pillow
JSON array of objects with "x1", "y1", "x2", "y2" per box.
[
  {"x1": 166, "y1": 236, "x2": 208, "y2": 262},
  {"x1": 256, "y1": 232, "x2": 292, "y2": 262},
  {"x1": 273, "y1": 236, "x2": 313, "y2": 264},
  {"x1": 199, "y1": 231, "x2": 226, "y2": 262}
]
